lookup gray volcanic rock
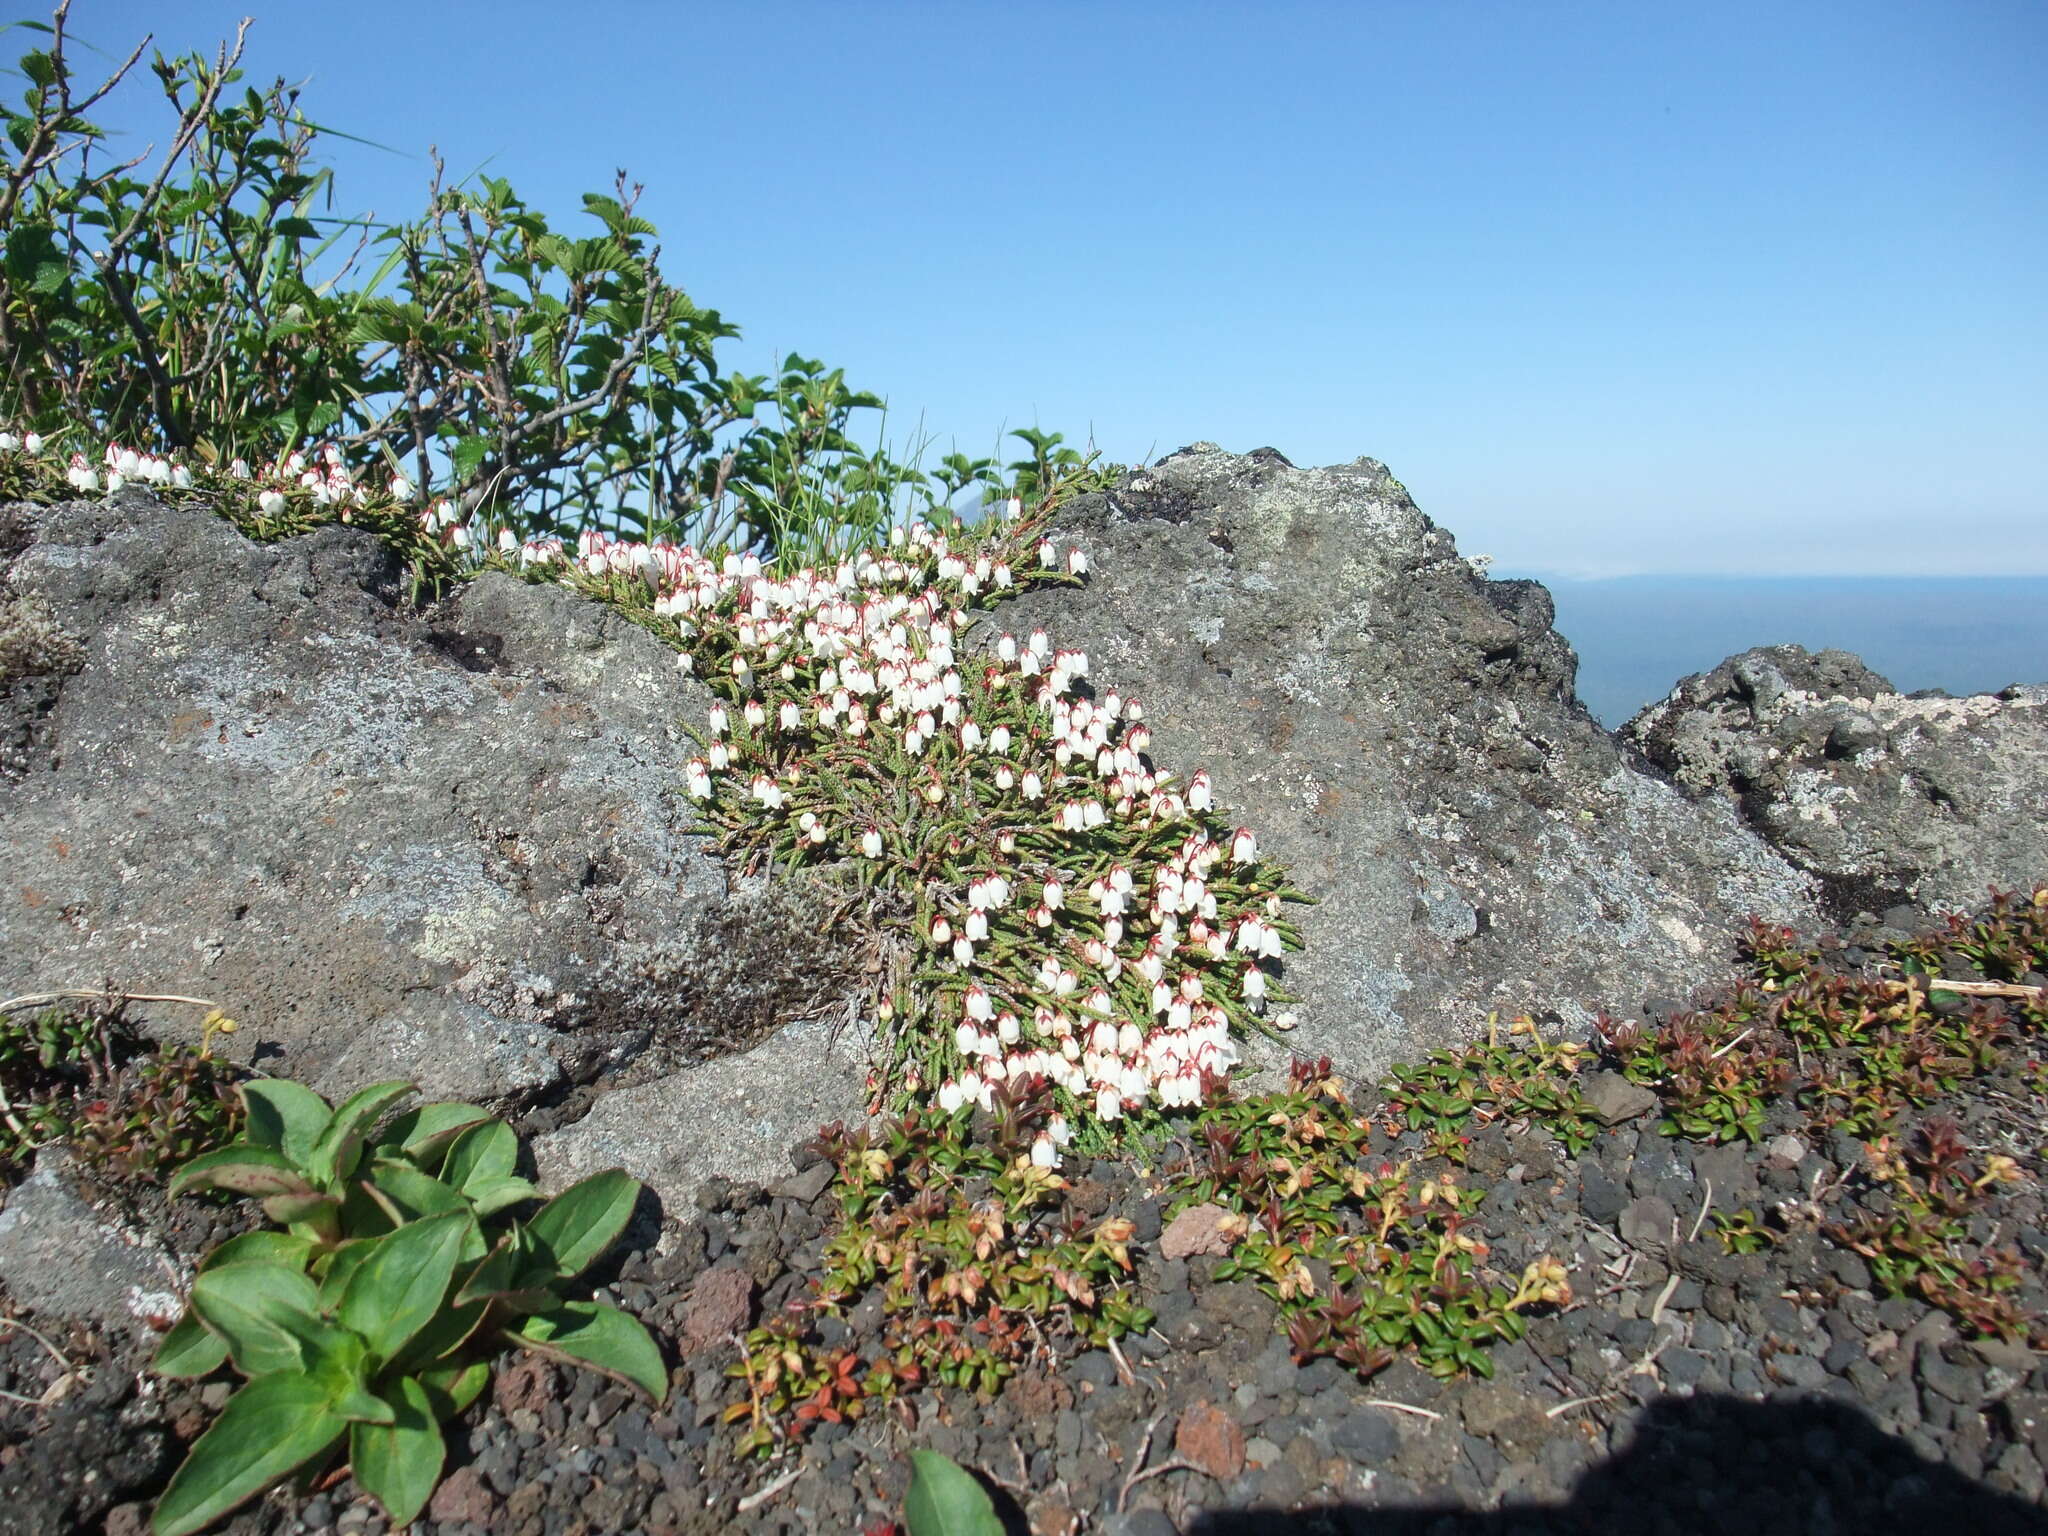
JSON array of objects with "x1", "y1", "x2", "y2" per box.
[
  {"x1": 0, "y1": 1152, "x2": 185, "y2": 1337},
  {"x1": 1621, "y1": 643, "x2": 2048, "y2": 913},
  {"x1": 993, "y1": 444, "x2": 1819, "y2": 1074},
  {"x1": 0, "y1": 492, "x2": 859, "y2": 1107},
  {"x1": 530, "y1": 1011, "x2": 872, "y2": 1210}
]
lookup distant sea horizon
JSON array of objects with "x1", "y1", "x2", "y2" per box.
[{"x1": 1499, "y1": 574, "x2": 2048, "y2": 730}]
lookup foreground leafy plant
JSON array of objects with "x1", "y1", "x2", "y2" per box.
[
  {"x1": 1381, "y1": 1013, "x2": 1599, "y2": 1158},
  {"x1": 152, "y1": 1078, "x2": 664, "y2": 1535}
]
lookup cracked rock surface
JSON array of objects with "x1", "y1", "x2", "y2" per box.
[
  {"x1": 996, "y1": 444, "x2": 1819, "y2": 1076},
  {"x1": 1621, "y1": 644, "x2": 2048, "y2": 914},
  {"x1": 0, "y1": 492, "x2": 858, "y2": 1123}
]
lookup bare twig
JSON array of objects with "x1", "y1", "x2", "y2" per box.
[
  {"x1": 734, "y1": 1465, "x2": 804, "y2": 1515},
  {"x1": 0, "y1": 1314, "x2": 83, "y2": 1406},
  {"x1": 1877, "y1": 977, "x2": 2046, "y2": 1001},
  {"x1": 1116, "y1": 1407, "x2": 1196, "y2": 1513},
  {"x1": 1359, "y1": 1398, "x2": 1443, "y2": 1421},
  {"x1": 1546, "y1": 1391, "x2": 1620, "y2": 1419}
]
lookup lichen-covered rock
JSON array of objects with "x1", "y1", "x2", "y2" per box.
[
  {"x1": 1621, "y1": 644, "x2": 2048, "y2": 913},
  {"x1": 993, "y1": 444, "x2": 1818, "y2": 1074},
  {"x1": 0, "y1": 492, "x2": 859, "y2": 1105}
]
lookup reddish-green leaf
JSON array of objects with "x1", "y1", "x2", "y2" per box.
[{"x1": 151, "y1": 1373, "x2": 346, "y2": 1536}]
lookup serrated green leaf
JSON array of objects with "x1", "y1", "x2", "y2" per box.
[
  {"x1": 903, "y1": 1449, "x2": 1004, "y2": 1536},
  {"x1": 450, "y1": 436, "x2": 490, "y2": 479},
  {"x1": 525, "y1": 1169, "x2": 638, "y2": 1279},
  {"x1": 513, "y1": 1301, "x2": 667, "y2": 1402},
  {"x1": 337, "y1": 1210, "x2": 472, "y2": 1362},
  {"x1": 349, "y1": 1375, "x2": 443, "y2": 1527},
  {"x1": 152, "y1": 1372, "x2": 347, "y2": 1536}
]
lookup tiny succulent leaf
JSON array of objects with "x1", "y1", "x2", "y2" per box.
[
  {"x1": 903, "y1": 1450, "x2": 1005, "y2": 1536},
  {"x1": 349, "y1": 1375, "x2": 444, "y2": 1528},
  {"x1": 525, "y1": 1169, "x2": 638, "y2": 1278},
  {"x1": 150, "y1": 1372, "x2": 346, "y2": 1536},
  {"x1": 514, "y1": 1301, "x2": 668, "y2": 1403}
]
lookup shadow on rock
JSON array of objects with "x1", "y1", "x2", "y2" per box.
[{"x1": 1184, "y1": 1392, "x2": 2043, "y2": 1535}]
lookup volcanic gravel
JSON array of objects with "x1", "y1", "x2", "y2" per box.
[{"x1": 5, "y1": 910, "x2": 2048, "y2": 1535}]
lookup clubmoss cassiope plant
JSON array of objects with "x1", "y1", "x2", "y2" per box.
[
  {"x1": 151, "y1": 1078, "x2": 664, "y2": 1535},
  {"x1": 531, "y1": 492, "x2": 1310, "y2": 1145}
]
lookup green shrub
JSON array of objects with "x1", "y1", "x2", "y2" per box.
[{"x1": 0, "y1": 6, "x2": 1095, "y2": 563}]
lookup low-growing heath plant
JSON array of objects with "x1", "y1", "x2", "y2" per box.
[
  {"x1": 726, "y1": 1081, "x2": 1151, "y2": 1457},
  {"x1": 0, "y1": 995, "x2": 241, "y2": 1182},
  {"x1": 1834, "y1": 1118, "x2": 2039, "y2": 1345},
  {"x1": 1170, "y1": 1059, "x2": 1570, "y2": 1382},
  {"x1": 1381, "y1": 1013, "x2": 1599, "y2": 1159}
]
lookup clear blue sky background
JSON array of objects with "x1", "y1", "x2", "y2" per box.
[{"x1": 62, "y1": 0, "x2": 2046, "y2": 576}]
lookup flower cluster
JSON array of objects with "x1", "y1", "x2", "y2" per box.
[
  {"x1": 535, "y1": 505, "x2": 1308, "y2": 1153},
  {"x1": 0, "y1": 428, "x2": 1309, "y2": 1154},
  {"x1": 0, "y1": 429, "x2": 501, "y2": 547}
]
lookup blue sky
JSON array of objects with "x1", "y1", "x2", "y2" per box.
[{"x1": 65, "y1": 0, "x2": 2046, "y2": 575}]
